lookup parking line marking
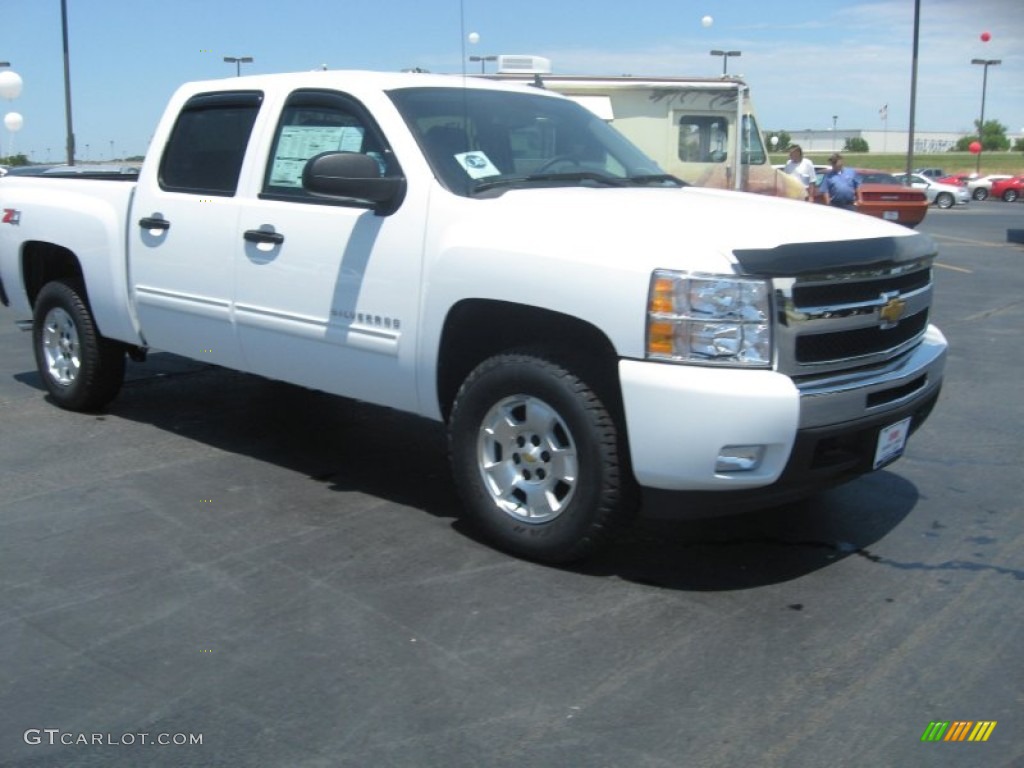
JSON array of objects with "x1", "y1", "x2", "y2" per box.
[
  {"x1": 932, "y1": 233, "x2": 1020, "y2": 249},
  {"x1": 934, "y1": 262, "x2": 972, "y2": 274}
]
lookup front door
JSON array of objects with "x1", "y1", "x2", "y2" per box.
[{"x1": 231, "y1": 88, "x2": 427, "y2": 412}]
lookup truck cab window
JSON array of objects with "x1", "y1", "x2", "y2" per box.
[
  {"x1": 741, "y1": 114, "x2": 767, "y2": 165},
  {"x1": 159, "y1": 91, "x2": 263, "y2": 196},
  {"x1": 262, "y1": 90, "x2": 397, "y2": 200},
  {"x1": 677, "y1": 116, "x2": 729, "y2": 163}
]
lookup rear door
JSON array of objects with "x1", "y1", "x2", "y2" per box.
[{"x1": 130, "y1": 91, "x2": 263, "y2": 368}]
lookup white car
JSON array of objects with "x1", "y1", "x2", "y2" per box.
[
  {"x1": 967, "y1": 174, "x2": 1013, "y2": 201},
  {"x1": 894, "y1": 173, "x2": 970, "y2": 209}
]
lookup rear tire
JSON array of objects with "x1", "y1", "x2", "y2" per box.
[
  {"x1": 32, "y1": 280, "x2": 126, "y2": 411},
  {"x1": 449, "y1": 351, "x2": 635, "y2": 563},
  {"x1": 972, "y1": 187, "x2": 988, "y2": 201},
  {"x1": 1003, "y1": 189, "x2": 1019, "y2": 203}
]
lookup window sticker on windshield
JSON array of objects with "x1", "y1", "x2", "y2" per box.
[{"x1": 455, "y1": 151, "x2": 500, "y2": 179}]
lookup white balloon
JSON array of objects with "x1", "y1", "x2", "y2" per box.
[
  {"x1": 468, "y1": 32, "x2": 480, "y2": 45},
  {"x1": 0, "y1": 70, "x2": 23, "y2": 100},
  {"x1": 701, "y1": 15, "x2": 713, "y2": 28},
  {"x1": 4, "y1": 112, "x2": 24, "y2": 132}
]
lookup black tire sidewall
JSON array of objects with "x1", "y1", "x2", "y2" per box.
[
  {"x1": 449, "y1": 353, "x2": 626, "y2": 563},
  {"x1": 32, "y1": 280, "x2": 125, "y2": 411}
]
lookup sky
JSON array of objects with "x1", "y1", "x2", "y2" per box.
[{"x1": 1, "y1": 0, "x2": 1022, "y2": 163}]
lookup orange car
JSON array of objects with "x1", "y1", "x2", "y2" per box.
[{"x1": 813, "y1": 168, "x2": 930, "y2": 227}]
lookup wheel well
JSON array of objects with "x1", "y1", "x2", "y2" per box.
[
  {"x1": 22, "y1": 242, "x2": 84, "y2": 307},
  {"x1": 437, "y1": 299, "x2": 622, "y2": 422}
]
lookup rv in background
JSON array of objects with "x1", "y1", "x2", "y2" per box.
[{"x1": 488, "y1": 55, "x2": 805, "y2": 199}]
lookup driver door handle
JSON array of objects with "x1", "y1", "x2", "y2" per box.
[
  {"x1": 244, "y1": 229, "x2": 285, "y2": 245},
  {"x1": 138, "y1": 216, "x2": 170, "y2": 231}
]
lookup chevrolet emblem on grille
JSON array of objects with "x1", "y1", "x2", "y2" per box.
[{"x1": 879, "y1": 296, "x2": 907, "y2": 328}]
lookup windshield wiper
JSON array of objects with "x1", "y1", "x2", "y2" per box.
[{"x1": 627, "y1": 173, "x2": 687, "y2": 187}]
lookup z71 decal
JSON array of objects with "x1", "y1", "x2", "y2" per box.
[{"x1": 2, "y1": 208, "x2": 21, "y2": 225}]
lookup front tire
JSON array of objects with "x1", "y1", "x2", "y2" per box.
[
  {"x1": 972, "y1": 187, "x2": 988, "y2": 201},
  {"x1": 935, "y1": 192, "x2": 954, "y2": 209},
  {"x1": 449, "y1": 352, "x2": 634, "y2": 563},
  {"x1": 33, "y1": 280, "x2": 126, "y2": 411}
]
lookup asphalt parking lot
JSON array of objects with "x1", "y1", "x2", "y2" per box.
[{"x1": 1, "y1": 201, "x2": 1022, "y2": 767}]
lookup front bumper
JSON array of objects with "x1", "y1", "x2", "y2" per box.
[{"x1": 619, "y1": 325, "x2": 947, "y2": 514}]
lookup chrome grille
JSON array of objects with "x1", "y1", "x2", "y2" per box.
[{"x1": 774, "y1": 260, "x2": 934, "y2": 377}]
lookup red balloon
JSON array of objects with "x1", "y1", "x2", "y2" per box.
[
  {"x1": 969, "y1": 141, "x2": 982, "y2": 154},
  {"x1": 981, "y1": 31, "x2": 991, "y2": 42}
]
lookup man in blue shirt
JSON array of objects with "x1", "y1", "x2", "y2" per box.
[{"x1": 819, "y1": 153, "x2": 860, "y2": 209}]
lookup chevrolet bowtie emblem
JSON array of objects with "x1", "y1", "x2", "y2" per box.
[{"x1": 879, "y1": 297, "x2": 906, "y2": 328}]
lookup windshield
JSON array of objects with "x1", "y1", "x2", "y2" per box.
[{"x1": 388, "y1": 87, "x2": 674, "y2": 197}]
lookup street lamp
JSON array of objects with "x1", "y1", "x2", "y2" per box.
[
  {"x1": 710, "y1": 50, "x2": 741, "y2": 76},
  {"x1": 469, "y1": 55, "x2": 497, "y2": 73},
  {"x1": 832, "y1": 115, "x2": 838, "y2": 151},
  {"x1": 224, "y1": 56, "x2": 253, "y2": 76},
  {"x1": 971, "y1": 58, "x2": 1001, "y2": 172}
]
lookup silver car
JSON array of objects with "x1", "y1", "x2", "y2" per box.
[
  {"x1": 894, "y1": 173, "x2": 970, "y2": 209},
  {"x1": 967, "y1": 174, "x2": 1013, "y2": 201}
]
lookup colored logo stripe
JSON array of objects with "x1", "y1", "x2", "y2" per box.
[
  {"x1": 969, "y1": 722, "x2": 997, "y2": 742},
  {"x1": 921, "y1": 721, "x2": 996, "y2": 742}
]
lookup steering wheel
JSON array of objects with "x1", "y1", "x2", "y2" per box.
[{"x1": 534, "y1": 155, "x2": 581, "y2": 174}]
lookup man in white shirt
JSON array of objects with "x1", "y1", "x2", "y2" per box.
[{"x1": 783, "y1": 145, "x2": 817, "y2": 200}]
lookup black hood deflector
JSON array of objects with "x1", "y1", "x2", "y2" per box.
[{"x1": 733, "y1": 234, "x2": 937, "y2": 277}]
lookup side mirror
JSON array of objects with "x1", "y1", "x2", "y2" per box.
[{"x1": 302, "y1": 152, "x2": 406, "y2": 215}]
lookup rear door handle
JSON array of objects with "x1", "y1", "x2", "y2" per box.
[
  {"x1": 138, "y1": 216, "x2": 170, "y2": 231},
  {"x1": 243, "y1": 229, "x2": 285, "y2": 245}
]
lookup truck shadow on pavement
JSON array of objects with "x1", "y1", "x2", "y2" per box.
[
  {"x1": 579, "y1": 470, "x2": 919, "y2": 590},
  {"x1": 19, "y1": 353, "x2": 919, "y2": 591}
]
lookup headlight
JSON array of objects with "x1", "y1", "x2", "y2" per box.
[{"x1": 646, "y1": 270, "x2": 772, "y2": 366}]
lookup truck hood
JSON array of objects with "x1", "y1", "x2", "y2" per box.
[{"x1": 447, "y1": 185, "x2": 934, "y2": 277}]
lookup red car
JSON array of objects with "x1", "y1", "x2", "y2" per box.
[
  {"x1": 990, "y1": 176, "x2": 1024, "y2": 202},
  {"x1": 853, "y1": 169, "x2": 930, "y2": 227},
  {"x1": 938, "y1": 174, "x2": 969, "y2": 187}
]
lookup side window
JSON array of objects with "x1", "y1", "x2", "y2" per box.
[
  {"x1": 159, "y1": 91, "x2": 263, "y2": 195},
  {"x1": 741, "y1": 115, "x2": 767, "y2": 165},
  {"x1": 263, "y1": 90, "x2": 395, "y2": 200},
  {"x1": 677, "y1": 116, "x2": 729, "y2": 163}
]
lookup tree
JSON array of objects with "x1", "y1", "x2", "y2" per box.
[
  {"x1": 844, "y1": 137, "x2": 869, "y2": 153},
  {"x1": 955, "y1": 119, "x2": 1010, "y2": 152},
  {"x1": 1014, "y1": 137, "x2": 1024, "y2": 153},
  {"x1": 0, "y1": 153, "x2": 29, "y2": 167}
]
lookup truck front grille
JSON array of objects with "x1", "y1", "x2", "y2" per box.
[{"x1": 775, "y1": 261, "x2": 934, "y2": 377}]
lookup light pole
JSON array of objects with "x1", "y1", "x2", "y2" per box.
[
  {"x1": 971, "y1": 58, "x2": 1001, "y2": 172},
  {"x1": 61, "y1": 0, "x2": 76, "y2": 165},
  {"x1": 224, "y1": 56, "x2": 253, "y2": 76},
  {"x1": 710, "y1": 50, "x2": 741, "y2": 76},
  {"x1": 832, "y1": 115, "x2": 838, "y2": 151},
  {"x1": 469, "y1": 55, "x2": 497, "y2": 73}
]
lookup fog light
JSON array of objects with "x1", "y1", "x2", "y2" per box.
[{"x1": 716, "y1": 445, "x2": 765, "y2": 473}]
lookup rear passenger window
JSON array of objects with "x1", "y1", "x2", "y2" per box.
[
  {"x1": 262, "y1": 89, "x2": 398, "y2": 201},
  {"x1": 159, "y1": 91, "x2": 263, "y2": 195}
]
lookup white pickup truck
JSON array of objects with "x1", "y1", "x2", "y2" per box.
[{"x1": 0, "y1": 70, "x2": 946, "y2": 562}]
